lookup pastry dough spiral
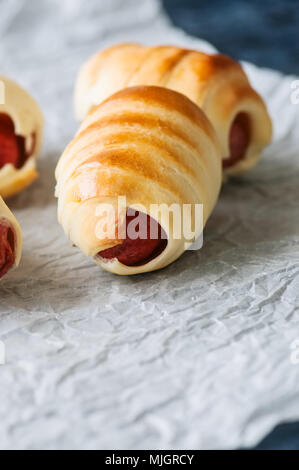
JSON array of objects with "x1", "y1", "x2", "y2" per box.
[
  {"x1": 56, "y1": 86, "x2": 221, "y2": 275},
  {"x1": 0, "y1": 196, "x2": 22, "y2": 279},
  {"x1": 75, "y1": 43, "x2": 272, "y2": 175},
  {"x1": 0, "y1": 75, "x2": 44, "y2": 199}
]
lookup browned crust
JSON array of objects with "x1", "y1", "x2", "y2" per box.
[
  {"x1": 61, "y1": 86, "x2": 220, "y2": 203},
  {"x1": 88, "y1": 44, "x2": 243, "y2": 88},
  {"x1": 90, "y1": 85, "x2": 217, "y2": 142}
]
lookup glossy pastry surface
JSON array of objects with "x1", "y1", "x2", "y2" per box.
[
  {"x1": 75, "y1": 43, "x2": 272, "y2": 175},
  {"x1": 0, "y1": 196, "x2": 22, "y2": 279},
  {"x1": 0, "y1": 75, "x2": 44, "y2": 199},
  {"x1": 57, "y1": 86, "x2": 222, "y2": 275}
]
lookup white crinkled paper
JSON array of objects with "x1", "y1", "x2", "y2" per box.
[{"x1": 0, "y1": 0, "x2": 299, "y2": 450}]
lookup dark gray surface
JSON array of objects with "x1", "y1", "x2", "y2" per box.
[
  {"x1": 254, "y1": 422, "x2": 299, "y2": 450},
  {"x1": 162, "y1": 0, "x2": 299, "y2": 450},
  {"x1": 163, "y1": 0, "x2": 299, "y2": 74}
]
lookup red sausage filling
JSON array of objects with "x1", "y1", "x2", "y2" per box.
[
  {"x1": 0, "y1": 113, "x2": 28, "y2": 170},
  {"x1": 0, "y1": 222, "x2": 15, "y2": 279},
  {"x1": 99, "y1": 211, "x2": 168, "y2": 267},
  {"x1": 223, "y1": 113, "x2": 251, "y2": 169}
]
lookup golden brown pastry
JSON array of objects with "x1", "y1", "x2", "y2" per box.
[
  {"x1": 75, "y1": 43, "x2": 272, "y2": 175},
  {"x1": 56, "y1": 86, "x2": 222, "y2": 275},
  {"x1": 0, "y1": 196, "x2": 22, "y2": 279},
  {"x1": 0, "y1": 75, "x2": 44, "y2": 199}
]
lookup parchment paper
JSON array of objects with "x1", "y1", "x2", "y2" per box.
[{"x1": 0, "y1": 0, "x2": 298, "y2": 450}]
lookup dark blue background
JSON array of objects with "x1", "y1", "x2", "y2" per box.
[
  {"x1": 162, "y1": 0, "x2": 299, "y2": 450},
  {"x1": 163, "y1": 0, "x2": 299, "y2": 74}
]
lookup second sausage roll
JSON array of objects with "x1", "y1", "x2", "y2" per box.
[
  {"x1": 56, "y1": 86, "x2": 222, "y2": 275},
  {"x1": 75, "y1": 43, "x2": 272, "y2": 176},
  {"x1": 0, "y1": 75, "x2": 44, "y2": 199},
  {"x1": 0, "y1": 196, "x2": 22, "y2": 279}
]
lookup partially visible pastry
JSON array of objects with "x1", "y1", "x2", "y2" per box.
[
  {"x1": 56, "y1": 86, "x2": 222, "y2": 275},
  {"x1": 0, "y1": 196, "x2": 22, "y2": 279},
  {"x1": 75, "y1": 44, "x2": 272, "y2": 175},
  {"x1": 0, "y1": 75, "x2": 44, "y2": 199}
]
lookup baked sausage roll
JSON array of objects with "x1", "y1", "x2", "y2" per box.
[
  {"x1": 56, "y1": 86, "x2": 221, "y2": 275},
  {"x1": 0, "y1": 75, "x2": 44, "y2": 199},
  {"x1": 0, "y1": 196, "x2": 22, "y2": 279},
  {"x1": 75, "y1": 43, "x2": 272, "y2": 175}
]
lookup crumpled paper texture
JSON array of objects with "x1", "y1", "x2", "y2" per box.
[{"x1": 0, "y1": 0, "x2": 298, "y2": 450}]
